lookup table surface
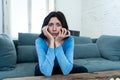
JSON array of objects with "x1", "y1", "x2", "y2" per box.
[{"x1": 3, "y1": 70, "x2": 120, "y2": 80}]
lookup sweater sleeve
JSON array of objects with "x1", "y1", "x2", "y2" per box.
[
  {"x1": 35, "y1": 38, "x2": 55, "y2": 77},
  {"x1": 54, "y1": 37, "x2": 74, "y2": 75}
]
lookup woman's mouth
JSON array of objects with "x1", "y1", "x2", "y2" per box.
[{"x1": 52, "y1": 33, "x2": 58, "y2": 36}]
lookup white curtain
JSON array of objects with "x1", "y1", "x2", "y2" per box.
[{"x1": 3, "y1": 0, "x2": 55, "y2": 39}]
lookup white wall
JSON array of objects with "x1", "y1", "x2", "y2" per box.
[
  {"x1": 81, "y1": 0, "x2": 120, "y2": 38},
  {"x1": 55, "y1": 0, "x2": 82, "y2": 32},
  {"x1": 56, "y1": 0, "x2": 120, "y2": 38},
  {"x1": 0, "y1": 0, "x2": 3, "y2": 33}
]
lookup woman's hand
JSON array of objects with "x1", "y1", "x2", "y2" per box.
[
  {"x1": 55, "y1": 28, "x2": 70, "y2": 47},
  {"x1": 42, "y1": 26, "x2": 54, "y2": 48},
  {"x1": 42, "y1": 26, "x2": 54, "y2": 41}
]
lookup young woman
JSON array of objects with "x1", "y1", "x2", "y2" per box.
[{"x1": 35, "y1": 11, "x2": 88, "y2": 77}]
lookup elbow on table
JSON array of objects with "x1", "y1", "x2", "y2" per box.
[{"x1": 63, "y1": 64, "x2": 73, "y2": 75}]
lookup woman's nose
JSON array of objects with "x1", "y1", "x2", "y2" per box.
[{"x1": 53, "y1": 26, "x2": 56, "y2": 30}]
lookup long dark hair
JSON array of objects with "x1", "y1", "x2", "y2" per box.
[{"x1": 39, "y1": 11, "x2": 69, "y2": 39}]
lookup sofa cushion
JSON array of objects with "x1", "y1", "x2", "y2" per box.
[
  {"x1": 74, "y1": 43, "x2": 100, "y2": 59},
  {"x1": 17, "y1": 46, "x2": 38, "y2": 63},
  {"x1": 73, "y1": 36, "x2": 92, "y2": 44},
  {"x1": 97, "y1": 35, "x2": 120, "y2": 61},
  {"x1": 74, "y1": 58, "x2": 120, "y2": 72},
  {"x1": 0, "y1": 63, "x2": 37, "y2": 80},
  {"x1": 18, "y1": 33, "x2": 39, "y2": 45},
  {"x1": 0, "y1": 34, "x2": 16, "y2": 71}
]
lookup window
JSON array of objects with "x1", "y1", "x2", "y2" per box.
[
  {"x1": 3, "y1": 0, "x2": 55, "y2": 39},
  {"x1": 31, "y1": 0, "x2": 46, "y2": 33}
]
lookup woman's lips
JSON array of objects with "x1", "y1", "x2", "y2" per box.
[{"x1": 52, "y1": 33, "x2": 58, "y2": 36}]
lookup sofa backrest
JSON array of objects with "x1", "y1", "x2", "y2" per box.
[
  {"x1": 97, "y1": 35, "x2": 120, "y2": 61},
  {"x1": 15, "y1": 33, "x2": 101, "y2": 63},
  {"x1": 73, "y1": 36, "x2": 101, "y2": 59},
  {"x1": 17, "y1": 33, "x2": 39, "y2": 63},
  {"x1": 74, "y1": 36, "x2": 92, "y2": 44}
]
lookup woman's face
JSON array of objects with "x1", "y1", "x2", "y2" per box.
[{"x1": 48, "y1": 17, "x2": 62, "y2": 38}]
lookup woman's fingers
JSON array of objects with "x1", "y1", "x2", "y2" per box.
[
  {"x1": 42, "y1": 26, "x2": 54, "y2": 40},
  {"x1": 66, "y1": 30, "x2": 71, "y2": 37},
  {"x1": 42, "y1": 26, "x2": 48, "y2": 35},
  {"x1": 59, "y1": 28, "x2": 70, "y2": 38},
  {"x1": 61, "y1": 28, "x2": 67, "y2": 35},
  {"x1": 64, "y1": 28, "x2": 67, "y2": 35}
]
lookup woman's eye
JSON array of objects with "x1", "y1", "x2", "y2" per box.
[
  {"x1": 56, "y1": 23, "x2": 61, "y2": 27},
  {"x1": 48, "y1": 23, "x2": 53, "y2": 27}
]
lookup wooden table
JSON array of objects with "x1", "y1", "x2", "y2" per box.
[{"x1": 3, "y1": 70, "x2": 120, "y2": 80}]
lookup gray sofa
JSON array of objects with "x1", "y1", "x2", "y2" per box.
[{"x1": 0, "y1": 33, "x2": 120, "y2": 80}]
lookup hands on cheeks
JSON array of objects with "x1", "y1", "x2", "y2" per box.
[
  {"x1": 55, "y1": 28, "x2": 70, "y2": 47},
  {"x1": 42, "y1": 26, "x2": 54, "y2": 41},
  {"x1": 42, "y1": 26, "x2": 70, "y2": 48}
]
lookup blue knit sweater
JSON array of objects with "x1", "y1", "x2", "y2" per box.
[{"x1": 35, "y1": 36, "x2": 74, "y2": 76}]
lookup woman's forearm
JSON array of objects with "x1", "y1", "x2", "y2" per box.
[
  {"x1": 48, "y1": 40, "x2": 54, "y2": 48},
  {"x1": 54, "y1": 40, "x2": 63, "y2": 48}
]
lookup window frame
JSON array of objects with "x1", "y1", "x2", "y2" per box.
[{"x1": 3, "y1": 0, "x2": 55, "y2": 39}]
